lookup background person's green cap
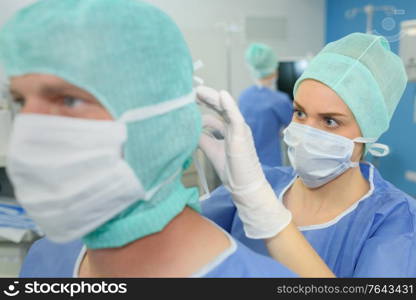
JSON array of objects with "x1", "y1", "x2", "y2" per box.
[
  {"x1": 293, "y1": 32, "x2": 407, "y2": 141},
  {"x1": 245, "y1": 43, "x2": 279, "y2": 79}
]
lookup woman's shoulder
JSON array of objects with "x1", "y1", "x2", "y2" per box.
[
  {"x1": 372, "y1": 166, "x2": 416, "y2": 212},
  {"x1": 364, "y1": 165, "x2": 416, "y2": 234},
  {"x1": 202, "y1": 237, "x2": 297, "y2": 278},
  {"x1": 354, "y1": 168, "x2": 416, "y2": 276}
]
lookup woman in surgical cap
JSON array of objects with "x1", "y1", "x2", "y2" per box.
[
  {"x1": 0, "y1": 0, "x2": 299, "y2": 278},
  {"x1": 200, "y1": 33, "x2": 416, "y2": 277}
]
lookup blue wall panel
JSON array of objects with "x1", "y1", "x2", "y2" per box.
[{"x1": 326, "y1": 0, "x2": 416, "y2": 196}]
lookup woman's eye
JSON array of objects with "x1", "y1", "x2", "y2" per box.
[
  {"x1": 324, "y1": 117, "x2": 339, "y2": 128},
  {"x1": 63, "y1": 97, "x2": 85, "y2": 108}
]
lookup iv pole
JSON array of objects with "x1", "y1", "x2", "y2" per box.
[
  {"x1": 345, "y1": 4, "x2": 400, "y2": 33},
  {"x1": 216, "y1": 22, "x2": 242, "y2": 94}
]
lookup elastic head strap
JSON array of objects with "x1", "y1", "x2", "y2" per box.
[{"x1": 118, "y1": 91, "x2": 195, "y2": 124}]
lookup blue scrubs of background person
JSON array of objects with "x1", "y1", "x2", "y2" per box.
[
  {"x1": 239, "y1": 86, "x2": 292, "y2": 167},
  {"x1": 239, "y1": 43, "x2": 293, "y2": 167}
]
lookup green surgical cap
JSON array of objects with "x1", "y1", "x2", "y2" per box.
[
  {"x1": 245, "y1": 43, "x2": 279, "y2": 79},
  {"x1": 294, "y1": 33, "x2": 407, "y2": 140},
  {"x1": 0, "y1": 0, "x2": 202, "y2": 248}
]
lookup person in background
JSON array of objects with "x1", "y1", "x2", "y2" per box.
[{"x1": 239, "y1": 43, "x2": 293, "y2": 167}]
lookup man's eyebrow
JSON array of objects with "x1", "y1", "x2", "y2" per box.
[
  {"x1": 9, "y1": 88, "x2": 21, "y2": 96},
  {"x1": 38, "y1": 84, "x2": 95, "y2": 100},
  {"x1": 10, "y1": 82, "x2": 100, "y2": 104},
  {"x1": 293, "y1": 101, "x2": 305, "y2": 111},
  {"x1": 39, "y1": 84, "x2": 79, "y2": 95}
]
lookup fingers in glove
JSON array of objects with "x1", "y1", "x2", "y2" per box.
[
  {"x1": 217, "y1": 90, "x2": 251, "y2": 140},
  {"x1": 196, "y1": 86, "x2": 221, "y2": 111},
  {"x1": 218, "y1": 90, "x2": 245, "y2": 125},
  {"x1": 196, "y1": 86, "x2": 230, "y2": 123}
]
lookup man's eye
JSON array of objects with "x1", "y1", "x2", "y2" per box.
[
  {"x1": 12, "y1": 97, "x2": 25, "y2": 106},
  {"x1": 294, "y1": 109, "x2": 306, "y2": 119}
]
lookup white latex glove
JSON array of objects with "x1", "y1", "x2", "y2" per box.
[{"x1": 196, "y1": 86, "x2": 292, "y2": 239}]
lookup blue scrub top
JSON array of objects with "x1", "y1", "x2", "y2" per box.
[
  {"x1": 19, "y1": 219, "x2": 296, "y2": 278},
  {"x1": 202, "y1": 163, "x2": 416, "y2": 277},
  {"x1": 239, "y1": 86, "x2": 293, "y2": 167}
]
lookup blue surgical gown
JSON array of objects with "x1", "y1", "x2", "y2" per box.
[
  {"x1": 19, "y1": 220, "x2": 296, "y2": 278},
  {"x1": 239, "y1": 86, "x2": 293, "y2": 167},
  {"x1": 202, "y1": 162, "x2": 416, "y2": 277}
]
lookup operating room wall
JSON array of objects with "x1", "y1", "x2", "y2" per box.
[
  {"x1": 326, "y1": 0, "x2": 416, "y2": 197},
  {"x1": 146, "y1": 0, "x2": 326, "y2": 98}
]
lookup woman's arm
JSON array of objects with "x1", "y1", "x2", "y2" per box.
[{"x1": 266, "y1": 222, "x2": 335, "y2": 277}]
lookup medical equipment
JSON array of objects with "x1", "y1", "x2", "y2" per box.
[
  {"x1": 345, "y1": 4, "x2": 404, "y2": 34},
  {"x1": 400, "y1": 20, "x2": 416, "y2": 82}
]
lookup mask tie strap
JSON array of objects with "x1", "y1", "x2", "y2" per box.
[
  {"x1": 367, "y1": 143, "x2": 390, "y2": 157},
  {"x1": 193, "y1": 60, "x2": 205, "y2": 86},
  {"x1": 353, "y1": 137, "x2": 390, "y2": 157},
  {"x1": 143, "y1": 168, "x2": 183, "y2": 201}
]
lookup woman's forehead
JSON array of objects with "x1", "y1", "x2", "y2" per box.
[{"x1": 295, "y1": 79, "x2": 352, "y2": 115}]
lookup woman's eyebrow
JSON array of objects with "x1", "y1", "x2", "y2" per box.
[
  {"x1": 294, "y1": 101, "x2": 348, "y2": 118},
  {"x1": 318, "y1": 112, "x2": 348, "y2": 117}
]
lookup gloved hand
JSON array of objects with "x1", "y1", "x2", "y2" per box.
[{"x1": 196, "y1": 86, "x2": 292, "y2": 239}]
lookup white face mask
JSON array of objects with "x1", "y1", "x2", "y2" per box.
[
  {"x1": 6, "y1": 92, "x2": 195, "y2": 243},
  {"x1": 283, "y1": 122, "x2": 388, "y2": 188}
]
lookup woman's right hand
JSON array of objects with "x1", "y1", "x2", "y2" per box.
[{"x1": 196, "y1": 86, "x2": 292, "y2": 239}]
